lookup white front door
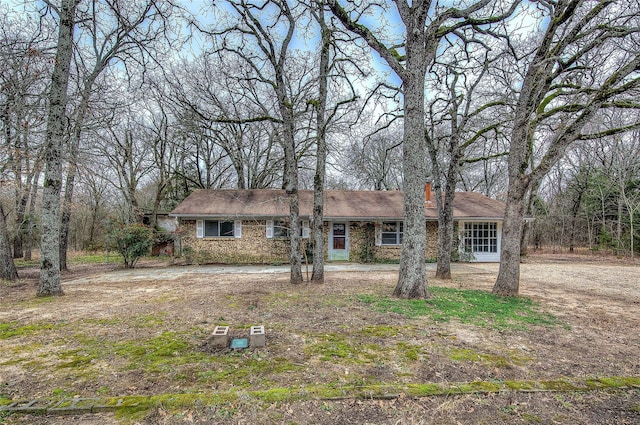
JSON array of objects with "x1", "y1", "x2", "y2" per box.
[{"x1": 329, "y1": 222, "x2": 349, "y2": 261}]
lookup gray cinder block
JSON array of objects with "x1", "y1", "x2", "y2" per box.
[{"x1": 249, "y1": 325, "x2": 265, "y2": 347}]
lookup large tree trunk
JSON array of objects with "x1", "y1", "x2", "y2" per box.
[
  {"x1": 281, "y1": 115, "x2": 302, "y2": 284},
  {"x1": 493, "y1": 180, "x2": 527, "y2": 296},
  {"x1": 38, "y1": 0, "x2": 78, "y2": 297},
  {"x1": 393, "y1": 47, "x2": 429, "y2": 299},
  {"x1": 0, "y1": 203, "x2": 19, "y2": 281},
  {"x1": 435, "y1": 190, "x2": 455, "y2": 279},
  {"x1": 311, "y1": 173, "x2": 326, "y2": 283},
  {"x1": 311, "y1": 0, "x2": 330, "y2": 284},
  {"x1": 435, "y1": 153, "x2": 460, "y2": 279}
]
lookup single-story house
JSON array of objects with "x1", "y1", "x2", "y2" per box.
[{"x1": 169, "y1": 184, "x2": 506, "y2": 264}]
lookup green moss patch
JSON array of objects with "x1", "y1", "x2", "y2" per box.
[
  {"x1": 357, "y1": 287, "x2": 562, "y2": 330},
  {"x1": 304, "y1": 333, "x2": 382, "y2": 364},
  {"x1": 2, "y1": 376, "x2": 638, "y2": 420},
  {"x1": 0, "y1": 321, "x2": 65, "y2": 339}
]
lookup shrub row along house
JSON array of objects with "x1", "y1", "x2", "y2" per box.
[{"x1": 169, "y1": 184, "x2": 507, "y2": 264}]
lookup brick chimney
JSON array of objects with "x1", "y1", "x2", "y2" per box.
[{"x1": 425, "y1": 181, "x2": 434, "y2": 206}]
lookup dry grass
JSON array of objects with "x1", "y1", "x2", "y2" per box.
[{"x1": 1, "y1": 254, "x2": 639, "y2": 424}]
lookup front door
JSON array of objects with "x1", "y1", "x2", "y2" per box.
[{"x1": 329, "y1": 222, "x2": 349, "y2": 261}]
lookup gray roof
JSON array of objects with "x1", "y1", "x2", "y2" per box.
[{"x1": 170, "y1": 189, "x2": 506, "y2": 220}]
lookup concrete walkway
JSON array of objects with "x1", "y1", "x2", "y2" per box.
[{"x1": 64, "y1": 262, "x2": 415, "y2": 285}]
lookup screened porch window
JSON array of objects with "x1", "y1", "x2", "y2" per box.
[{"x1": 463, "y1": 222, "x2": 497, "y2": 253}]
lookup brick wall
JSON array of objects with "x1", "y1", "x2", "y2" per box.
[
  {"x1": 180, "y1": 219, "x2": 291, "y2": 264},
  {"x1": 348, "y1": 221, "x2": 438, "y2": 262},
  {"x1": 180, "y1": 219, "x2": 440, "y2": 264}
]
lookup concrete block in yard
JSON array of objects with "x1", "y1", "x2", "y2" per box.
[
  {"x1": 211, "y1": 326, "x2": 229, "y2": 348},
  {"x1": 249, "y1": 325, "x2": 265, "y2": 347}
]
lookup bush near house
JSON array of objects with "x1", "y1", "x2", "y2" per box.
[{"x1": 108, "y1": 223, "x2": 154, "y2": 268}]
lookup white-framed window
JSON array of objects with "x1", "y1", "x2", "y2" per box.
[
  {"x1": 266, "y1": 220, "x2": 310, "y2": 239},
  {"x1": 205, "y1": 220, "x2": 234, "y2": 237},
  {"x1": 273, "y1": 219, "x2": 289, "y2": 238},
  {"x1": 463, "y1": 222, "x2": 497, "y2": 253},
  {"x1": 196, "y1": 219, "x2": 242, "y2": 238},
  {"x1": 381, "y1": 221, "x2": 403, "y2": 245}
]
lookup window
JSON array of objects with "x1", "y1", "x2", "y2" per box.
[
  {"x1": 273, "y1": 219, "x2": 288, "y2": 238},
  {"x1": 463, "y1": 222, "x2": 497, "y2": 253},
  {"x1": 204, "y1": 220, "x2": 235, "y2": 238},
  {"x1": 266, "y1": 220, "x2": 310, "y2": 239},
  {"x1": 381, "y1": 221, "x2": 403, "y2": 245}
]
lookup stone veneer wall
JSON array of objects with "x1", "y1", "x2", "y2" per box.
[
  {"x1": 180, "y1": 219, "x2": 440, "y2": 264},
  {"x1": 181, "y1": 219, "x2": 291, "y2": 264},
  {"x1": 349, "y1": 221, "x2": 438, "y2": 262}
]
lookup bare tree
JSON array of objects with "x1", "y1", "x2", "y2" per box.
[
  {"x1": 194, "y1": 0, "x2": 315, "y2": 284},
  {"x1": 307, "y1": 0, "x2": 360, "y2": 282},
  {"x1": 97, "y1": 110, "x2": 155, "y2": 223},
  {"x1": 426, "y1": 46, "x2": 509, "y2": 279},
  {"x1": 0, "y1": 12, "x2": 50, "y2": 260},
  {"x1": 310, "y1": 0, "x2": 331, "y2": 283},
  {"x1": 38, "y1": 0, "x2": 80, "y2": 296},
  {"x1": 328, "y1": 0, "x2": 518, "y2": 298},
  {"x1": 344, "y1": 128, "x2": 403, "y2": 191},
  {"x1": 167, "y1": 55, "x2": 286, "y2": 191},
  {"x1": 493, "y1": 0, "x2": 640, "y2": 296},
  {"x1": 59, "y1": 0, "x2": 174, "y2": 270}
]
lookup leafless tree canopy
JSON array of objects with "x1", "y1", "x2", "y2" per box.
[{"x1": 1, "y1": 0, "x2": 638, "y2": 294}]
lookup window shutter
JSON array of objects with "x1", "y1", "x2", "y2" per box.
[
  {"x1": 196, "y1": 220, "x2": 204, "y2": 238},
  {"x1": 302, "y1": 220, "x2": 310, "y2": 238},
  {"x1": 375, "y1": 222, "x2": 381, "y2": 246},
  {"x1": 234, "y1": 220, "x2": 242, "y2": 238},
  {"x1": 266, "y1": 220, "x2": 274, "y2": 238}
]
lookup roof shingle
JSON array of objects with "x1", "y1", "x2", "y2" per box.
[{"x1": 170, "y1": 189, "x2": 505, "y2": 220}]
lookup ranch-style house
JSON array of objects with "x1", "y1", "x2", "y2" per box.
[{"x1": 169, "y1": 184, "x2": 507, "y2": 264}]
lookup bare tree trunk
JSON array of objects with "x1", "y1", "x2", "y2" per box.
[
  {"x1": 0, "y1": 203, "x2": 19, "y2": 281},
  {"x1": 60, "y1": 80, "x2": 93, "y2": 271},
  {"x1": 435, "y1": 151, "x2": 460, "y2": 279},
  {"x1": 38, "y1": 0, "x2": 78, "y2": 297},
  {"x1": 3, "y1": 94, "x2": 23, "y2": 260},
  {"x1": 493, "y1": 180, "x2": 527, "y2": 296},
  {"x1": 60, "y1": 41, "x2": 110, "y2": 267},
  {"x1": 271, "y1": 3, "x2": 302, "y2": 285},
  {"x1": 282, "y1": 123, "x2": 302, "y2": 283},
  {"x1": 568, "y1": 190, "x2": 583, "y2": 253},
  {"x1": 13, "y1": 194, "x2": 27, "y2": 258},
  {"x1": 394, "y1": 56, "x2": 429, "y2": 299},
  {"x1": 311, "y1": 0, "x2": 330, "y2": 284},
  {"x1": 436, "y1": 190, "x2": 456, "y2": 279},
  {"x1": 492, "y1": 1, "x2": 640, "y2": 296},
  {"x1": 59, "y1": 158, "x2": 77, "y2": 271},
  {"x1": 520, "y1": 180, "x2": 540, "y2": 256},
  {"x1": 24, "y1": 166, "x2": 42, "y2": 261},
  {"x1": 617, "y1": 180, "x2": 624, "y2": 252}
]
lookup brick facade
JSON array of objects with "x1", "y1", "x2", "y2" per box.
[{"x1": 180, "y1": 219, "x2": 440, "y2": 264}]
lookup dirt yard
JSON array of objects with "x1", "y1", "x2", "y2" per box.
[{"x1": 0, "y1": 253, "x2": 639, "y2": 424}]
